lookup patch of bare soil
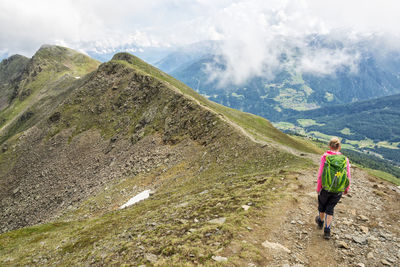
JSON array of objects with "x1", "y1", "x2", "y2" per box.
[{"x1": 225, "y1": 160, "x2": 400, "y2": 267}]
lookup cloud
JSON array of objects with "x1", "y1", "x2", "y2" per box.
[
  {"x1": 200, "y1": 1, "x2": 367, "y2": 85},
  {"x1": 298, "y1": 48, "x2": 360, "y2": 75},
  {"x1": 0, "y1": 0, "x2": 399, "y2": 83}
]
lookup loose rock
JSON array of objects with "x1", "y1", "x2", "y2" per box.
[
  {"x1": 145, "y1": 253, "x2": 158, "y2": 263},
  {"x1": 208, "y1": 217, "x2": 226, "y2": 225},
  {"x1": 242, "y1": 205, "x2": 250, "y2": 211},
  {"x1": 336, "y1": 240, "x2": 350, "y2": 249},
  {"x1": 352, "y1": 236, "x2": 367, "y2": 245},
  {"x1": 359, "y1": 226, "x2": 369, "y2": 234},
  {"x1": 212, "y1": 256, "x2": 228, "y2": 262},
  {"x1": 386, "y1": 257, "x2": 396, "y2": 263},
  {"x1": 262, "y1": 240, "x2": 291, "y2": 253}
]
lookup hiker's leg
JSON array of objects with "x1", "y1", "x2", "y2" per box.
[
  {"x1": 325, "y1": 192, "x2": 342, "y2": 228},
  {"x1": 318, "y1": 190, "x2": 328, "y2": 220},
  {"x1": 325, "y1": 214, "x2": 333, "y2": 228}
]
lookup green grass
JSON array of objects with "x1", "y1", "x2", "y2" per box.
[
  {"x1": 365, "y1": 169, "x2": 400, "y2": 186},
  {"x1": 346, "y1": 138, "x2": 375, "y2": 149},
  {"x1": 112, "y1": 54, "x2": 320, "y2": 154},
  {"x1": 324, "y1": 92, "x2": 334, "y2": 102},
  {"x1": 0, "y1": 46, "x2": 99, "y2": 145},
  {"x1": 272, "y1": 88, "x2": 319, "y2": 111},
  {"x1": 273, "y1": 121, "x2": 296, "y2": 129},
  {"x1": 297, "y1": 119, "x2": 324, "y2": 127},
  {"x1": 0, "y1": 51, "x2": 323, "y2": 265},
  {"x1": 340, "y1": 127, "x2": 353, "y2": 135},
  {"x1": 0, "y1": 131, "x2": 313, "y2": 265},
  {"x1": 377, "y1": 141, "x2": 399, "y2": 150},
  {"x1": 308, "y1": 131, "x2": 336, "y2": 141}
]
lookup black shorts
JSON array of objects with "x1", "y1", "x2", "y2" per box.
[{"x1": 318, "y1": 189, "x2": 342, "y2": 215}]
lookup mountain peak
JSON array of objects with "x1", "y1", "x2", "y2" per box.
[
  {"x1": 38, "y1": 44, "x2": 58, "y2": 50},
  {"x1": 111, "y1": 52, "x2": 147, "y2": 67},
  {"x1": 1, "y1": 54, "x2": 28, "y2": 64},
  {"x1": 112, "y1": 52, "x2": 137, "y2": 61},
  {"x1": 0, "y1": 54, "x2": 29, "y2": 85},
  {"x1": 34, "y1": 44, "x2": 84, "y2": 60},
  {"x1": 28, "y1": 45, "x2": 100, "y2": 77}
]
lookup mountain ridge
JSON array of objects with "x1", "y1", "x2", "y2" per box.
[
  {"x1": 0, "y1": 46, "x2": 399, "y2": 266},
  {"x1": 1, "y1": 48, "x2": 317, "y2": 233},
  {"x1": 0, "y1": 45, "x2": 100, "y2": 144}
]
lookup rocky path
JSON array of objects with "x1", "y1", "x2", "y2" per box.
[
  {"x1": 256, "y1": 165, "x2": 400, "y2": 267},
  {"x1": 215, "y1": 112, "x2": 400, "y2": 266}
]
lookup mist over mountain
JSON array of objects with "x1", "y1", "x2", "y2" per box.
[
  {"x1": 143, "y1": 36, "x2": 400, "y2": 170},
  {"x1": 155, "y1": 37, "x2": 400, "y2": 110},
  {"x1": 2, "y1": 1, "x2": 400, "y2": 265},
  {"x1": 0, "y1": 45, "x2": 317, "y2": 265},
  {"x1": 1, "y1": 45, "x2": 399, "y2": 266}
]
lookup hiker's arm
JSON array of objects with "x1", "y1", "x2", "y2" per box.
[
  {"x1": 316, "y1": 155, "x2": 326, "y2": 193},
  {"x1": 344, "y1": 158, "x2": 351, "y2": 194}
]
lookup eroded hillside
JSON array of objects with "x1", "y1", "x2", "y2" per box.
[{"x1": 0, "y1": 48, "x2": 398, "y2": 266}]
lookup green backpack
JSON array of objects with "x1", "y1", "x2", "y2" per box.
[{"x1": 322, "y1": 154, "x2": 349, "y2": 193}]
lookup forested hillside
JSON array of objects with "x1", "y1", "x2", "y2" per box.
[{"x1": 279, "y1": 94, "x2": 400, "y2": 166}]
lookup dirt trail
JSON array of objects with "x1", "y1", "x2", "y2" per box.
[
  {"x1": 212, "y1": 104, "x2": 400, "y2": 266},
  {"x1": 235, "y1": 163, "x2": 400, "y2": 267},
  {"x1": 179, "y1": 88, "x2": 317, "y2": 161}
]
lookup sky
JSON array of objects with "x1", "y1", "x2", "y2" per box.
[{"x1": 1, "y1": 0, "x2": 399, "y2": 83}]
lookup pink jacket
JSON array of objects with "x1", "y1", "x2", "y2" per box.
[{"x1": 317, "y1": 150, "x2": 351, "y2": 193}]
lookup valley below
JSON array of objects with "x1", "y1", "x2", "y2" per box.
[{"x1": 0, "y1": 46, "x2": 399, "y2": 266}]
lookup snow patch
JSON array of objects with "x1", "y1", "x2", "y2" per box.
[
  {"x1": 119, "y1": 190, "x2": 150, "y2": 209},
  {"x1": 74, "y1": 76, "x2": 80, "y2": 79}
]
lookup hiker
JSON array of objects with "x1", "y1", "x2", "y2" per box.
[{"x1": 315, "y1": 137, "x2": 350, "y2": 239}]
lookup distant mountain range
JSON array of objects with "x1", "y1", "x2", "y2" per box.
[
  {"x1": 1, "y1": 45, "x2": 399, "y2": 266},
  {"x1": 155, "y1": 41, "x2": 400, "y2": 118},
  {"x1": 151, "y1": 39, "x2": 400, "y2": 164},
  {"x1": 0, "y1": 45, "x2": 323, "y2": 265}
]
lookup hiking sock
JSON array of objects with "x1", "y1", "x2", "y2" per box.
[
  {"x1": 325, "y1": 214, "x2": 331, "y2": 229},
  {"x1": 315, "y1": 216, "x2": 324, "y2": 229}
]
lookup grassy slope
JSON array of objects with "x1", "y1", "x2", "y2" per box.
[
  {"x1": 112, "y1": 53, "x2": 320, "y2": 154},
  {"x1": 365, "y1": 169, "x2": 400, "y2": 186},
  {"x1": 0, "y1": 135, "x2": 310, "y2": 265},
  {"x1": 0, "y1": 51, "x2": 398, "y2": 265},
  {"x1": 0, "y1": 46, "x2": 100, "y2": 144},
  {"x1": 0, "y1": 52, "x2": 320, "y2": 266}
]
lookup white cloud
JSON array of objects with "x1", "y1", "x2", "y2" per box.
[
  {"x1": 0, "y1": 0, "x2": 399, "y2": 82},
  {"x1": 299, "y1": 48, "x2": 360, "y2": 75},
  {"x1": 201, "y1": 0, "x2": 362, "y2": 84}
]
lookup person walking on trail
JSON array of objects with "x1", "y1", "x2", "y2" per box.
[{"x1": 315, "y1": 137, "x2": 351, "y2": 239}]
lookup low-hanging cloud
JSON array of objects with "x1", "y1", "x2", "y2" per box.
[
  {"x1": 298, "y1": 48, "x2": 360, "y2": 76},
  {"x1": 200, "y1": 0, "x2": 364, "y2": 85},
  {"x1": 0, "y1": 0, "x2": 399, "y2": 83}
]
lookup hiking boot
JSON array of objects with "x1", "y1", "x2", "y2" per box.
[
  {"x1": 324, "y1": 227, "x2": 331, "y2": 239},
  {"x1": 315, "y1": 216, "x2": 324, "y2": 229}
]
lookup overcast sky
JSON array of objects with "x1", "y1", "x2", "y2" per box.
[{"x1": 1, "y1": 0, "x2": 399, "y2": 82}]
